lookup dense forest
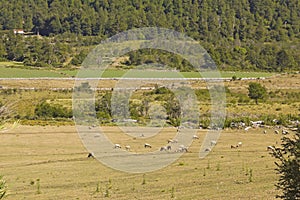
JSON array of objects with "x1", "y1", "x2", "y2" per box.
[{"x1": 0, "y1": 0, "x2": 299, "y2": 71}]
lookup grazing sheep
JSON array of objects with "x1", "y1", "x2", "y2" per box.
[
  {"x1": 125, "y1": 145, "x2": 131, "y2": 151},
  {"x1": 114, "y1": 144, "x2": 121, "y2": 149},
  {"x1": 244, "y1": 126, "x2": 251, "y2": 131},
  {"x1": 282, "y1": 130, "x2": 289, "y2": 135},
  {"x1": 160, "y1": 146, "x2": 167, "y2": 151},
  {"x1": 176, "y1": 145, "x2": 188, "y2": 152},
  {"x1": 167, "y1": 139, "x2": 176, "y2": 143},
  {"x1": 160, "y1": 145, "x2": 171, "y2": 151},
  {"x1": 205, "y1": 147, "x2": 211, "y2": 152},
  {"x1": 237, "y1": 142, "x2": 242, "y2": 147},
  {"x1": 192, "y1": 135, "x2": 199, "y2": 139},
  {"x1": 210, "y1": 140, "x2": 217, "y2": 146},
  {"x1": 168, "y1": 139, "x2": 178, "y2": 143},
  {"x1": 263, "y1": 130, "x2": 267, "y2": 134},
  {"x1": 144, "y1": 143, "x2": 152, "y2": 148},
  {"x1": 87, "y1": 152, "x2": 94, "y2": 158},
  {"x1": 267, "y1": 146, "x2": 275, "y2": 151},
  {"x1": 274, "y1": 130, "x2": 279, "y2": 134},
  {"x1": 176, "y1": 147, "x2": 188, "y2": 152},
  {"x1": 230, "y1": 142, "x2": 242, "y2": 149}
]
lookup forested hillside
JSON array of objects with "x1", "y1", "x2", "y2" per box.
[{"x1": 0, "y1": 0, "x2": 299, "y2": 71}]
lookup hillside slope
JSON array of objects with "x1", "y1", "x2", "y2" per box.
[{"x1": 0, "y1": 0, "x2": 299, "y2": 71}]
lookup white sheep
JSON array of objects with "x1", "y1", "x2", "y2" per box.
[
  {"x1": 267, "y1": 146, "x2": 275, "y2": 151},
  {"x1": 160, "y1": 146, "x2": 171, "y2": 151},
  {"x1": 87, "y1": 152, "x2": 94, "y2": 158},
  {"x1": 144, "y1": 143, "x2": 152, "y2": 148},
  {"x1": 176, "y1": 147, "x2": 188, "y2": 152},
  {"x1": 244, "y1": 126, "x2": 251, "y2": 131},
  {"x1": 125, "y1": 145, "x2": 131, "y2": 151},
  {"x1": 114, "y1": 144, "x2": 121, "y2": 149},
  {"x1": 205, "y1": 147, "x2": 211, "y2": 152},
  {"x1": 192, "y1": 135, "x2": 199, "y2": 139},
  {"x1": 168, "y1": 139, "x2": 178, "y2": 143},
  {"x1": 210, "y1": 140, "x2": 217, "y2": 146}
]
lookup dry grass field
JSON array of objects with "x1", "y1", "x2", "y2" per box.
[
  {"x1": 0, "y1": 72, "x2": 299, "y2": 199},
  {"x1": 0, "y1": 125, "x2": 284, "y2": 199}
]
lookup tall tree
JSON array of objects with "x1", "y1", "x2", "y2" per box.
[
  {"x1": 49, "y1": 15, "x2": 62, "y2": 34},
  {"x1": 248, "y1": 82, "x2": 267, "y2": 104},
  {"x1": 276, "y1": 49, "x2": 295, "y2": 72}
]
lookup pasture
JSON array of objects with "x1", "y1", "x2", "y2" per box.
[
  {"x1": 0, "y1": 63, "x2": 66, "y2": 78},
  {"x1": 0, "y1": 62, "x2": 275, "y2": 78},
  {"x1": 0, "y1": 125, "x2": 282, "y2": 199},
  {"x1": 0, "y1": 71, "x2": 298, "y2": 199}
]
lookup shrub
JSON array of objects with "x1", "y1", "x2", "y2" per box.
[
  {"x1": 232, "y1": 75, "x2": 237, "y2": 81},
  {"x1": 35, "y1": 101, "x2": 72, "y2": 119},
  {"x1": 271, "y1": 132, "x2": 300, "y2": 199},
  {"x1": 0, "y1": 176, "x2": 6, "y2": 199}
]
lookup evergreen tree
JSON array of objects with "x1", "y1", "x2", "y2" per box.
[{"x1": 0, "y1": 0, "x2": 299, "y2": 71}]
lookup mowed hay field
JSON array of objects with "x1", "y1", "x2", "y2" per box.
[{"x1": 0, "y1": 125, "x2": 282, "y2": 199}]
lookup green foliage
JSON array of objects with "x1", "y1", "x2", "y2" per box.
[
  {"x1": 164, "y1": 95, "x2": 181, "y2": 127},
  {"x1": 271, "y1": 132, "x2": 300, "y2": 199},
  {"x1": 248, "y1": 82, "x2": 267, "y2": 104},
  {"x1": 70, "y1": 50, "x2": 88, "y2": 66},
  {"x1": 195, "y1": 89, "x2": 210, "y2": 101},
  {"x1": 152, "y1": 86, "x2": 171, "y2": 95},
  {"x1": 0, "y1": 176, "x2": 6, "y2": 199},
  {"x1": 127, "y1": 49, "x2": 193, "y2": 72},
  {"x1": 232, "y1": 75, "x2": 237, "y2": 81},
  {"x1": 35, "y1": 101, "x2": 72, "y2": 119},
  {"x1": 276, "y1": 50, "x2": 295, "y2": 72},
  {"x1": 0, "y1": 1, "x2": 299, "y2": 71}
]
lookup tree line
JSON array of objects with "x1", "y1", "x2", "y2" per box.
[{"x1": 0, "y1": 0, "x2": 299, "y2": 71}]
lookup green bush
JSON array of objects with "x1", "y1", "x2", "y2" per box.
[
  {"x1": 0, "y1": 175, "x2": 6, "y2": 199},
  {"x1": 35, "y1": 101, "x2": 72, "y2": 119}
]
